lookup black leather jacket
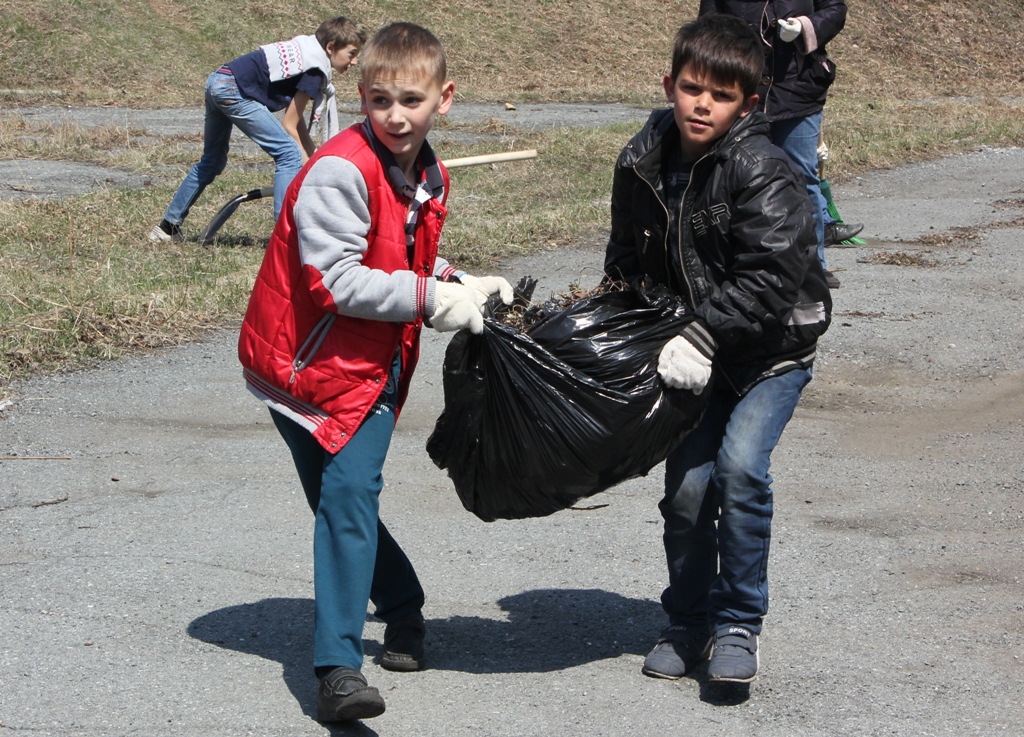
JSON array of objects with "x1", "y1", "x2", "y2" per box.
[
  {"x1": 605, "y1": 108, "x2": 831, "y2": 394},
  {"x1": 700, "y1": 0, "x2": 848, "y2": 122}
]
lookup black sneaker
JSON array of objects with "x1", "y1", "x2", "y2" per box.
[
  {"x1": 316, "y1": 667, "x2": 385, "y2": 723},
  {"x1": 641, "y1": 624, "x2": 712, "y2": 679},
  {"x1": 707, "y1": 626, "x2": 759, "y2": 683},
  {"x1": 381, "y1": 610, "x2": 425, "y2": 672},
  {"x1": 823, "y1": 269, "x2": 841, "y2": 289},
  {"x1": 824, "y1": 221, "x2": 864, "y2": 246},
  {"x1": 148, "y1": 219, "x2": 183, "y2": 243}
]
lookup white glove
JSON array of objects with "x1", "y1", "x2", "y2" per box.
[
  {"x1": 459, "y1": 274, "x2": 514, "y2": 311},
  {"x1": 658, "y1": 335, "x2": 712, "y2": 394},
  {"x1": 778, "y1": 17, "x2": 802, "y2": 43},
  {"x1": 431, "y1": 281, "x2": 484, "y2": 334}
]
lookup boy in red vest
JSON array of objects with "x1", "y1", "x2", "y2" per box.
[{"x1": 238, "y1": 22, "x2": 512, "y2": 723}]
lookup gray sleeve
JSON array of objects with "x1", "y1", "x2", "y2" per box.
[{"x1": 293, "y1": 156, "x2": 436, "y2": 321}]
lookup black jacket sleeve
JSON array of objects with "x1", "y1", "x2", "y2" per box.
[
  {"x1": 693, "y1": 150, "x2": 816, "y2": 348},
  {"x1": 804, "y1": 0, "x2": 848, "y2": 51},
  {"x1": 604, "y1": 149, "x2": 643, "y2": 284}
]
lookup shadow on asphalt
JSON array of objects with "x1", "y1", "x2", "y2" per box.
[
  {"x1": 187, "y1": 588, "x2": 666, "y2": 717},
  {"x1": 186, "y1": 593, "x2": 745, "y2": 724},
  {"x1": 421, "y1": 588, "x2": 664, "y2": 673},
  {"x1": 188, "y1": 597, "x2": 378, "y2": 735}
]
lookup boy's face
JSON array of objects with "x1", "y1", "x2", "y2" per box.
[
  {"x1": 664, "y1": 62, "x2": 758, "y2": 160},
  {"x1": 359, "y1": 72, "x2": 455, "y2": 175},
  {"x1": 327, "y1": 43, "x2": 360, "y2": 74}
]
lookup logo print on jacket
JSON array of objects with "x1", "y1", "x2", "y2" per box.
[{"x1": 692, "y1": 203, "x2": 730, "y2": 236}]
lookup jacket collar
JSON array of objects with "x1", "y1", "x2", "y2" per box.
[{"x1": 361, "y1": 119, "x2": 446, "y2": 202}]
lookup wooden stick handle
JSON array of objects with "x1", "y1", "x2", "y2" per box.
[{"x1": 444, "y1": 149, "x2": 538, "y2": 168}]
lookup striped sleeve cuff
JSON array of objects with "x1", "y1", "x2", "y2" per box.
[
  {"x1": 417, "y1": 276, "x2": 435, "y2": 317},
  {"x1": 681, "y1": 320, "x2": 717, "y2": 359},
  {"x1": 436, "y1": 264, "x2": 466, "y2": 282}
]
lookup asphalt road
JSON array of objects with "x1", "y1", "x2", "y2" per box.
[{"x1": 1, "y1": 123, "x2": 1023, "y2": 735}]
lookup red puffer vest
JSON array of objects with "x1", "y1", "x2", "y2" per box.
[{"x1": 238, "y1": 123, "x2": 448, "y2": 453}]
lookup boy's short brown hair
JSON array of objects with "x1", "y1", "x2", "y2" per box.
[
  {"x1": 359, "y1": 22, "x2": 447, "y2": 86},
  {"x1": 671, "y1": 14, "x2": 764, "y2": 97},
  {"x1": 315, "y1": 16, "x2": 367, "y2": 51}
]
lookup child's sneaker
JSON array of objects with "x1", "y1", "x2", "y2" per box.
[
  {"x1": 148, "y1": 220, "x2": 183, "y2": 243},
  {"x1": 641, "y1": 624, "x2": 712, "y2": 679},
  {"x1": 707, "y1": 625, "x2": 759, "y2": 683}
]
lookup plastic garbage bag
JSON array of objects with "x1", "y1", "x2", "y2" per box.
[{"x1": 426, "y1": 280, "x2": 709, "y2": 521}]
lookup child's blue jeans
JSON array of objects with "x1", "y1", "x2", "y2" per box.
[
  {"x1": 658, "y1": 367, "x2": 812, "y2": 635},
  {"x1": 271, "y1": 404, "x2": 425, "y2": 672},
  {"x1": 162, "y1": 71, "x2": 303, "y2": 225}
]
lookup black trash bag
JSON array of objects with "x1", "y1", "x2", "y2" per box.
[{"x1": 426, "y1": 280, "x2": 710, "y2": 522}]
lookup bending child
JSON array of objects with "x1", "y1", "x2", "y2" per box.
[
  {"x1": 238, "y1": 22, "x2": 513, "y2": 722},
  {"x1": 604, "y1": 14, "x2": 831, "y2": 685},
  {"x1": 149, "y1": 16, "x2": 364, "y2": 242}
]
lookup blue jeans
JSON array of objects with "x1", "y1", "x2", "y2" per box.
[
  {"x1": 658, "y1": 367, "x2": 812, "y2": 635},
  {"x1": 162, "y1": 71, "x2": 303, "y2": 224},
  {"x1": 272, "y1": 404, "x2": 425, "y2": 672},
  {"x1": 771, "y1": 112, "x2": 828, "y2": 270}
]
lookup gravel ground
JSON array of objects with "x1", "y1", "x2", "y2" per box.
[
  {"x1": 2, "y1": 102, "x2": 651, "y2": 134},
  {"x1": 1, "y1": 108, "x2": 1022, "y2": 736},
  {"x1": 0, "y1": 102, "x2": 649, "y2": 201}
]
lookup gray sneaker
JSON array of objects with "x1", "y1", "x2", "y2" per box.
[
  {"x1": 707, "y1": 626, "x2": 759, "y2": 683},
  {"x1": 641, "y1": 624, "x2": 712, "y2": 679}
]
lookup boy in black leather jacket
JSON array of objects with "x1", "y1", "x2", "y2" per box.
[{"x1": 604, "y1": 14, "x2": 830, "y2": 684}]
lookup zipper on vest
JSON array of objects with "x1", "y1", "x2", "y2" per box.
[{"x1": 289, "y1": 313, "x2": 337, "y2": 385}]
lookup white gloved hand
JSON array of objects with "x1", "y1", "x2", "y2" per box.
[
  {"x1": 459, "y1": 274, "x2": 514, "y2": 312},
  {"x1": 658, "y1": 335, "x2": 712, "y2": 394},
  {"x1": 816, "y1": 141, "x2": 830, "y2": 165},
  {"x1": 431, "y1": 281, "x2": 484, "y2": 334},
  {"x1": 778, "y1": 17, "x2": 802, "y2": 43}
]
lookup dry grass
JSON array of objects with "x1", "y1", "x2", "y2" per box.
[
  {"x1": 0, "y1": 172, "x2": 274, "y2": 388},
  {"x1": 857, "y1": 251, "x2": 939, "y2": 267},
  {"x1": 3, "y1": 1, "x2": 1023, "y2": 106}
]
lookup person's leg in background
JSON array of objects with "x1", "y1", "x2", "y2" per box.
[
  {"x1": 769, "y1": 110, "x2": 842, "y2": 288},
  {"x1": 149, "y1": 71, "x2": 234, "y2": 242},
  {"x1": 817, "y1": 131, "x2": 865, "y2": 252},
  {"x1": 220, "y1": 90, "x2": 303, "y2": 219}
]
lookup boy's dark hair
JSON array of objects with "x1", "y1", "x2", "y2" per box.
[
  {"x1": 315, "y1": 16, "x2": 367, "y2": 51},
  {"x1": 671, "y1": 14, "x2": 764, "y2": 97},
  {"x1": 360, "y1": 22, "x2": 447, "y2": 86}
]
